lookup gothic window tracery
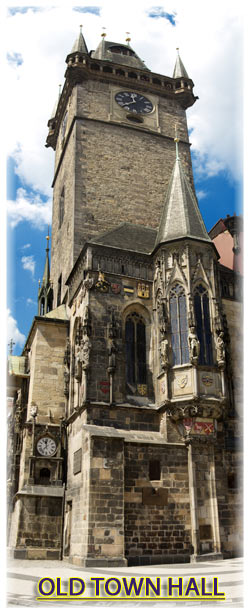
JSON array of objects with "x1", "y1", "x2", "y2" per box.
[
  {"x1": 169, "y1": 283, "x2": 189, "y2": 365},
  {"x1": 194, "y1": 284, "x2": 213, "y2": 365},
  {"x1": 125, "y1": 312, "x2": 146, "y2": 392}
]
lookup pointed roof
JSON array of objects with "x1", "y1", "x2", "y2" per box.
[
  {"x1": 155, "y1": 145, "x2": 212, "y2": 249},
  {"x1": 38, "y1": 231, "x2": 51, "y2": 298},
  {"x1": 70, "y1": 25, "x2": 88, "y2": 54},
  {"x1": 173, "y1": 48, "x2": 189, "y2": 79},
  {"x1": 91, "y1": 38, "x2": 149, "y2": 70}
]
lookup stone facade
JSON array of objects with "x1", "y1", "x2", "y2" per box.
[{"x1": 7, "y1": 33, "x2": 243, "y2": 566}]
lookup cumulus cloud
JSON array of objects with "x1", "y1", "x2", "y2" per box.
[
  {"x1": 21, "y1": 255, "x2": 36, "y2": 278},
  {"x1": 7, "y1": 188, "x2": 52, "y2": 229},
  {"x1": 5, "y1": 0, "x2": 243, "y2": 196},
  {"x1": 7, "y1": 308, "x2": 26, "y2": 347}
]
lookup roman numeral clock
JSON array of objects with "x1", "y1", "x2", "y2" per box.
[{"x1": 110, "y1": 87, "x2": 160, "y2": 130}]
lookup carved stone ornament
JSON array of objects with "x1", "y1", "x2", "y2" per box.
[
  {"x1": 160, "y1": 337, "x2": 170, "y2": 370},
  {"x1": 95, "y1": 270, "x2": 110, "y2": 293},
  {"x1": 157, "y1": 297, "x2": 168, "y2": 337},
  {"x1": 80, "y1": 274, "x2": 95, "y2": 299},
  {"x1": 188, "y1": 326, "x2": 200, "y2": 365},
  {"x1": 167, "y1": 403, "x2": 222, "y2": 422},
  {"x1": 216, "y1": 331, "x2": 226, "y2": 366},
  {"x1": 177, "y1": 375, "x2": 188, "y2": 389}
]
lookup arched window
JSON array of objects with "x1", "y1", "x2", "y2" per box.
[
  {"x1": 169, "y1": 283, "x2": 189, "y2": 365},
  {"x1": 39, "y1": 468, "x2": 51, "y2": 485},
  {"x1": 125, "y1": 312, "x2": 146, "y2": 393},
  {"x1": 59, "y1": 187, "x2": 64, "y2": 228},
  {"x1": 194, "y1": 284, "x2": 213, "y2": 365}
]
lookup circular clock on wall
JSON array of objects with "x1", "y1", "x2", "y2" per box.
[
  {"x1": 36, "y1": 436, "x2": 57, "y2": 457},
  {"x1": 115, "y1": 92, "x2": 153, "y2": 114}
]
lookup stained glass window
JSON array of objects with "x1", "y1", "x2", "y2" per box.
[
  {"x1": 125, "y1": 313, "x2": 146, "y2": 392},
  {"x1": 194, "y1": 284, "x2": 213, "y2": 365},
  {"x1": 169, "y1": 284, "x2": 189, "y2": 365}
]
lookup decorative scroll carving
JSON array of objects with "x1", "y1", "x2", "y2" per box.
[{"x1": 64, "y1": 336, "x2": 70, "y2": 397}]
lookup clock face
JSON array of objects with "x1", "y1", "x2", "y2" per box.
[
  {"x1": 115, "y1": 92, "x2": 153, "y2": 115},
  {"x1": 37, "y1": 436, "x2": 57, "y2": 457}
]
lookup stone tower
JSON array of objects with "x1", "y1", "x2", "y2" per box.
[
  {"x1": 7, "y1": 29, "x2": 242, "y2": 566},
  {"x1": 46, "y1": 28, "x2": 197, "y2": 306}
]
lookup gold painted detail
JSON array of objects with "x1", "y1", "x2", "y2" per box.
[
  {"x1": 202, "y1": 374, "x2": 214, "y2": 386},
  {"x1": 137, "y1": 384, "x2": 147, "y2": 396},
  {"x1": 137, "y1": 282, "x2": 150, "y2": 298}
]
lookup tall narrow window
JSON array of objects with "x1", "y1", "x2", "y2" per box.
[
  {"x1": 57, "y1": 274, "x2": 62, "y2": 307},
  {"x1": 59, "y1": 188, "x2": 64, "y2": 228},
  {"x1": 169, "y1": 283, "x2": 189, "y2": 365},
  {"x1": 194, "y1": 284, "x2": 213, "y2": 365},
  {"x1": 125, "y1": 312, "x2": 146, "y2": 393}
]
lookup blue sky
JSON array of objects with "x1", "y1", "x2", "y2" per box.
[{"x1": 5, "y1": 0, "x2": 243, "y2": 355}]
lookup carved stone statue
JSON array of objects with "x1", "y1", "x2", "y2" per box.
[
  {"x1": 188, "y1": 327, "x2": 200, "y2": 364},
  {"x1": 160, "y1": 337, "x2": 169, "y2": 369},
  {"x1": 108, "y1": 338, "x2": 117, "y2": 370},
  {"x1": 216, "y1": 331, "x2": 225, "y2": 364},
  {"x1": 74, "y1": 344, "x2": 82, "y2": 381},
  {"x1": 81, "y1": 334, "x2": 92, "y2": 370}
]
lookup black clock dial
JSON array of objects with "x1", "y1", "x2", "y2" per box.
[{"x1": 115, "y1": 92, "x2": 153, "y2": 114}]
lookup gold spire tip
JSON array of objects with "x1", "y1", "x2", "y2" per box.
[
  {"x1": 101, "y1": 27, "x2": 106, "y2": 38},
  {"x1": 80, "y1": 24, "x2": 83, "y2": 32}
]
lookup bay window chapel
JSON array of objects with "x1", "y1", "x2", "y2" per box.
[{"x1": 169, "y1": 282, "x2": 213, "y2": 367}]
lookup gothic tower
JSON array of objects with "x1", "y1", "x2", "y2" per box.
[{"x1": 46, "y1": 28, "x2": 197, "y2": 306}]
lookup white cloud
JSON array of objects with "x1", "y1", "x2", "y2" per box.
[
  {"x1": 7, "y1": 188, "x2": 52, "y2": 229},
  {"x1": 21, "y1": 243, "x2": 31, "y2": 250},
  {"x1": 5, "y1": 0, "x2": 243, "y2": 194},
  {"x1": 7, "y1": 308, "x2": 26, "y2": 347},
  {"x1": 21, "y1": 255, "x2": 36, "y2": 278},
  {"x1": 27, "y1": 298, "x2": 36, "y2": 306},
  {"x1": 196, "y1": 190, "x2": 208, "y2": 200}
]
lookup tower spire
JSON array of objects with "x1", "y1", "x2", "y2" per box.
[
  {"x1": 70, "y1": 24, "x2": 88, "y2": 54},
  {"x1": 173, "y1": 48, "x2": 189, "y2": 79},
  {"x1": 154, "y1": 144, "x2": 212, "y2": 250}
]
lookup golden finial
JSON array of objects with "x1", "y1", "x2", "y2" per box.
[
  {"x1": 80, "y1": 24, "x2": 83, "y2": 33},
  {"x1": 101, "y1": 27, "x2": 106, "y2": 38},
  {"x1": 126, "y1": 31, "x2": 131, "y2": 43}
]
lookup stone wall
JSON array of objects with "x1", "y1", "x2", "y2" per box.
[
  {"x1": 124, "y1": 442, "x2": 191, "y2": 565},
  {"x1": 27, "y1": 319, "x2": 68, "y2": 422},
  {"x1": 14, "y1": 496, "x2": 62, "y2": 559}
]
